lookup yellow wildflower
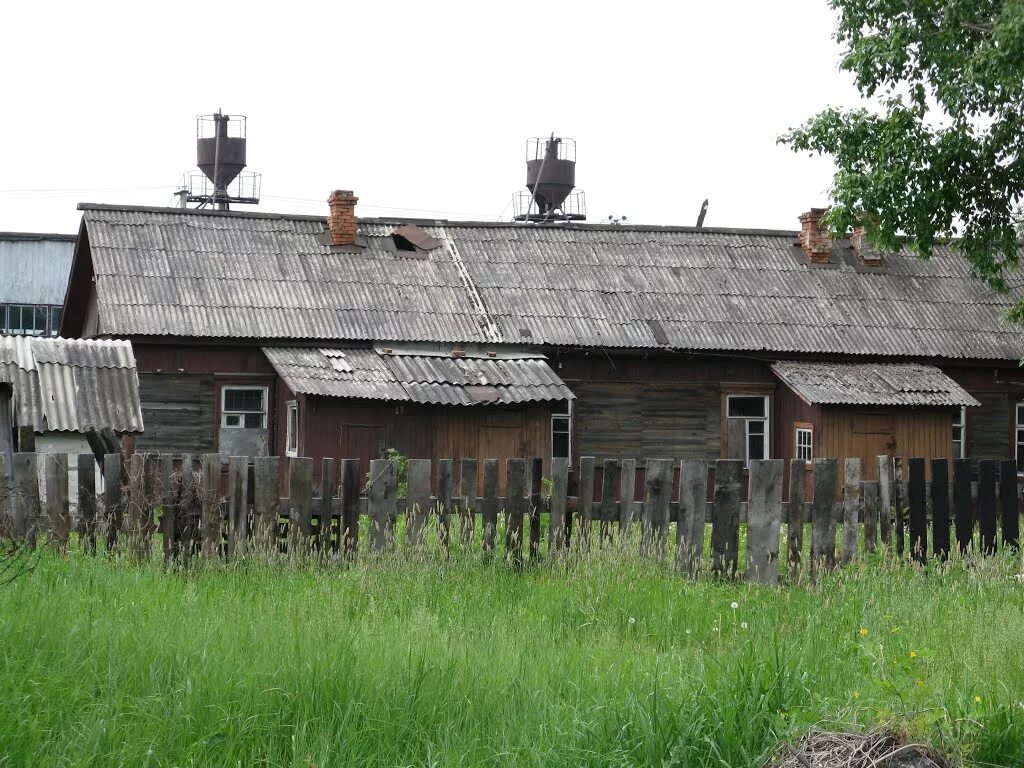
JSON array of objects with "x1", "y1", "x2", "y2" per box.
[
  {"x1": 853, "y1": 691, "x2": 860, "y2": 700},
  {"x1": 909, "y1": 651, "x2": 918, "y2": 659},
  {"x1": 975, "y1": 695, "x2": 983, "y2": 704},
  {"x1": 858, "y1": 627, "x2": 869, "y2": 637},
  {"x1": 916, "y1": 679, "x2": 925, "y2": 688}
]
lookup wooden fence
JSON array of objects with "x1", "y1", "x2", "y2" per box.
[{"x1": 0, "y1": 453, "x2": 1020, "y2": 584}]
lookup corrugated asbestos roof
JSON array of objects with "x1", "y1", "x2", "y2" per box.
[
  {"x1": 263, "y1": 346, "x2": 573, "y2": 406},
  {"x1": 771, "y1": 361, "x2": 980, "y2": 407},
  {"x1": 0, "y1": 336, "x2": 144, "y2": 433},
  {"x1": 78, "y1": 204, "x2": 1024, "y2": 360}
]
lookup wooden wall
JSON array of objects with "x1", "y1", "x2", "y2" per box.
[{"x1": 135, "y1": 373, "x2": 216, "y2": 454}]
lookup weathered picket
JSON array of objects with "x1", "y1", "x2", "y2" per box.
[{"x1": 3, "y1": 452, "x2": 1022, "y2": 583}]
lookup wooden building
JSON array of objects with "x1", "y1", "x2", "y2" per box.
[{"x1": 59, "y1": 195, "x2": 1024, "y2": 489}]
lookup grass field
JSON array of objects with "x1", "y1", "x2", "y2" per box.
[{"x1": 2, "y1": 547, "x2": 1024, "y2": 767}]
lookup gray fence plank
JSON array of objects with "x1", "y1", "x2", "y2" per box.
[
  {"x1": 319, "y1": 457, "x2": 337, "y2": 551},
  {"x1": 254, "y1": 456, "x2": 280, "y2": 553},
  {"x1": 288, "y1": 457, "x2": 314, "y2": 555},
  {"x1": 811, "y1": 458, "x2": 839, "y2": 572},
  {"x1": 505, "y1": 458, "x2": 526, "y2": 565},
  {"x1": 877, "y1": 455, "x2": 892, "y2": 546},
  {"x1": 549, "y1": 457, "x2": 569, "y2": 554},
  {"x1": 862, "y1": 480, "x2": 879, "y2": 554},
  {"x1": 339, "y1": 458, "x2": 361, "y2": 555},
  {"x1": 200, "y1": 454, "x2": 221, "y2": 558},
  {"x1": 406, "y1": 459, "x2": 431, "y2": 547},
  {"x1": 459, "y1": 458, "x2": 478, "y2": 548},
  {"x1": 44, "y1": 453, "x2": 70, "y2": 551},
  {"x1": 368, "y1": 458, "x2": 397, "y2": 552},
  {"x1": 103, "y1": 453, "x2": 122, "y2": 552},
  {"x1": 529, "y1": 458, "x2": 543, "y2": 561},
  {"x1": 842, "y1": 459, "x2": 861, "y2": 565},
  {"x1": 577, "y1": 456, "x2": 596, "y2": 552},
  {"x1": 126, "y1": 452, "x2": 148, "y2": 558},
  {"x1": 227, "y1": 456, "x2": 249, "y2": 557},
  {"x1": 711, "y1": 459, "x2": 742, "y2": 577},
  {"x1": 436, "y1": 459, "x2": 453, "y2": 552},
  {"x1": 788, "y1": 459, "x2": 806, "y2": 570},
  {"x1": 481, "y1": 459, "x2": 499, "y2": 555},
  {"x1": 157, "y1": 456, "x2": 175, "y2": 560},
  {"x1": 78, "y1": 453, "x2": 98, "y2": 554},
  {"x1": 0, "y1": 455, "x2": 9, "y2": 541},
  {"x1": 618, "y1": 459, "x2": 637, "y2": 535},
  {"x1": 600, "y1": 458, "x2": 618, "y2": 543},
  {"x1": 746, "y1": 459, "x2": 783, "y2": 585},
  {"x1": 677, "y1": 459, "x2": 708, "y2": 576},
  {"x1": 642, "y1": 458, "x2": 673, "y2": 558},
  {"x1": 12, "y1": 453, "x2": 40, "y2": 547},
  {"x1": 893, "y1": 457, "x2": 906, "y2": 556}
]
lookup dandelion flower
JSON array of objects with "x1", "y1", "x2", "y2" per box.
[
  {"x1": 916, "y1": 679, "x2": 925, "y2": 688},
  {"x1": 853, "y1": 691, "x2": 860, "y2": 700},
  {"x1": 858, "y1": 627, "x2": 869, "y2": 637},
  {"x1": 909, "y1": 650, "x2": 918, "y2": 659},
  {"x1": 975, "y1": 695, "x2": 983, "y2": 704},
  {"x1": 731, "y1": 601, "x2": 739, "y2": 610}
]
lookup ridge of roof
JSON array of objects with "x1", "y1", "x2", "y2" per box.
[{"x1": 0, "y1": 231, "x2": 77, "y2": 242}]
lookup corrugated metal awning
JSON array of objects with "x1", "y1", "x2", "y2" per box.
[{"x1": 771, "y1": 361, "x2": 980, "y2": 407}]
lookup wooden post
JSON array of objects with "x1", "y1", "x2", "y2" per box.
[
  {"x1": 746, "y1": 459, "x2": 783, "y2": 585},
  {"x1": 953, "y1": 458, "x2": 973, "y2": 554},
  {"x1": 677, "y1": 459, "x2": 708, "y2": 576},
  {"x1": 125, "y1": 453, "x2": 148, "y2": 558},
  {"x1": 577, "y1": 456, "x2": 595, "y2": 552},
  {"x1": 862, "y1": 481, "x2": 879, "y2": 554},
  {"x1": 600, "y1": 458, "x2": 618, "y2": 544},
  {"x1": 254, "y1": 456, "x2": 280, "y2": 554},
  {"x1": 12, "y1": 453, "x2": 40, "y2": 547},
  {"x1": 893, "y1": 457, "x2": 906, "y2": 556},
  {"x1": 177, "y1": 455, "x2": 201, "y2": 561},
  {"x1": 288, "y1": 457, "x2": 314, "y2": 555},
  {"x1": 406, "y1": 459, "x2": 431, "y2": 548},
  {"x1": 877, "y1": 455, "x2": 892, "y2": 546},
  {"x1": 339, "y1": 458, "x2": 361, "y2": 555},
  {"x1": 459, "y1": 458, "x2": 478, "y2": 548},
  {"x1": 78, "y1": 454, "x2": 98, "y2": 554},
  {"x1": 319, "y1": 457, "x2": 336, "y2": 552},
  {"x1": 480, "y1": 459, "x2": 499, "y2": 555},
  {"x1": 226, "y1": 456, "x2": 248, "y2": 557},
  {"x1": 0, "y1": 454, "x2": 9, "y2": 542},
  {"x1": 44, "y1": 453, "x2": 70, "y2": 551},
  {"x1": 978, "y1": 460, "x2": 998, "y2": 555},
  {"x1": 787, "y1": 459, "x2": 806, "y2": 570},
  {"x1": 907, "y1": 457, "x2": 927, "y2": 563},
  {"x1": 711, "y1": 459, "x2": 742, "y2": 577},
  {"x1": 367, "y1": 458, "x2": 396, "y2": 552},
  {"x1": 529, "y1": 458, "x2": 543, "y2": 561},
  {"x1": 200, "y1": 453, "x2": 221, "y2": 559},
  {"x1": 549, "y1": 457, "x2": 569, "y2": 554},
  {"x1": 642, "y1": 458, "x2": 673, "y2": 558},
  {"x1": 103, "y1": 453, "x2": 122, "y2": 552},
  {"x1": 841, "y1": 459, "x2": 861, "y2": 565},
  {"x1": 436, "y1": 459, "x2": 453, "y2": 553},
  {"x1": 157, "y1": 455, "x2": 176, "y2": 561},
  {"x1": 999, "y1": 460, "x2": 1019, "y2": 549},
  {"x1": 505, "y1": 458, "x2": 526, "y2": 565},
  {"x1": 930, "y1": 459, "x2": 951, "y2": 560},
  {"x1": 618, "y1": 458, "x2": 637, "y2": 536},
  {"x1": 810, "y1": 458, "x2": 839, "y2": 572}
]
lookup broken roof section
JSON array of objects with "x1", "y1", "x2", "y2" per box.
[
  {"x1": 771, "y1": 361, "x2": 980, "y2": 407},
  {"x1": 263, "y1": 345, "x2": 573, "y2": 406},
  {"x1": 0, "y1": 335, "x2": 144, "y2": 433}
]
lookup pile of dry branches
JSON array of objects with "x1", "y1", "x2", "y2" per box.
[{"x1": 766, "y1": 729, "x2": 952, "y2": 768}]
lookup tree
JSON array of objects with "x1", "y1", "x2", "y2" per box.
[{"x1": 780, "y1": 1, "x2": 1024, "y2": 315}]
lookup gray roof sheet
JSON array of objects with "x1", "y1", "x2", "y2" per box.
[
  {"x1": 79, "y1": 204, "x2": 1024, "y2": 360},
  {"x1": 0, "y1": 336, "x2": 144, "y2": 433},
  {"x1": 264, "y1": 346, "x2": 573, "y2": 406},
  {"x1": 771, "y1": 361, "x2": 980, "y2": 407}
]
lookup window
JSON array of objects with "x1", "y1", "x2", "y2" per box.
[
  {"x1": 286, "y1": 401, "x2": 299, "y2": 457},
  {"x1": 795, "y1": 424, "x2": 813, "y2": 462},
  {"x1": 49, "y1": 306, "x2": 63, "y2": 337},
  {"x1": 726, "y1": 394, "x2": 769, "y2": 465},
  {"x1": 1017, "y1": 402, "x2": 1024, "y2": 472},
  {"x1": 551, "y1": 400, "x2": 572, "y2": 462},
  {"x1": 3, "y1": 304, "x2": 49, "y2": 336},
  {"x1": 221, "y1": 386, "x2": 268, "y2": 429},
  {"x1": 953, "y1": 406, "x2": 966, "y2": 460}
]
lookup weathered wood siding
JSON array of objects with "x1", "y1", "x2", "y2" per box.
[
  {"x1": 966, "y1": 392, "x2": 1011, "y2": 460},
  {"x1": 135, "y1": 374, "x2": 216, "y2": 454},
  {"x1": 821, "y1": 407, "x2": 953, "y2": 480}
]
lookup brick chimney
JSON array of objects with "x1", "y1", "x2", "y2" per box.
[
  {"x1": 850, "y1": 225, "x2": 881, "y2": 265},
  {"x1": 327, "y1": 189, "x2": 359, "y2": 246},
  {"x1": 798, "y1": 208, "x2": 832, "y2": 263}
]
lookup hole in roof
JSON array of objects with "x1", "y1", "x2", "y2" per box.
[{"x1": 393, "y1": 234, "x2": 419, "y2": 252}]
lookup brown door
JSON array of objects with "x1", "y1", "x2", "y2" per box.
[
  {"x1": 479, "y1": 414, "x2": 527, "y2": 494},
  {"x1": 340, "y1": 424, "x2": 386, "y2": 482},
  {"x1": 850, "y1": 414, "x2": 897, "y2": 481}
]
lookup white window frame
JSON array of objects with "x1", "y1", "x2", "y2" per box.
[
  {"x1": 1016, "y1": 402, "x2": 1024, "y2": 472},
  {"x1": 952, "y1": 406, "x2": 966, "y2": 460},
  {"x1": 221, "y1": 385, "x2": 269, "y2": 429},
  {"x1": 551, "y1": 400, "x2": 573, "y2": 464},
  {"x1": 285, "y1": 400, "x2": 299, "y2": 457},
  {"x1": 795, "y1": 425, "x2": 813, "y2": 463},
  {"x1": 726, "y1": 394, "x2": 770, "y2": 466}
]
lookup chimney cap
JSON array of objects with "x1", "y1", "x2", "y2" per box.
[
  {"x1": 799, "y1": 207, "x2": 828, "y2": 221},
  {"x1": 328, "y1": 189, "x2": 357, "y2": 202}
]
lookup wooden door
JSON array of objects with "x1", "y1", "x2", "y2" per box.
[{"x1": 850, "y1": 414, "x2": 897, "y2": 481}]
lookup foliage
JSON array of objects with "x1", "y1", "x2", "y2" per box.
[
  {"x1": 2, "y1": 547, "x2": 1024, "y2": 766},
  {"x1": 384, "y1": 447, "x2": 409, "y2": 497},
  {"x1": 780, "y1": 0, "x2": 1024, "y2": 314}
]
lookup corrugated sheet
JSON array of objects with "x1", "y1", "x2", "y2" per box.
[
  {"x1": 0, "y1": 234, "x2": 75, "y2": 304},
  {"x1": 0, "y1": 335, "x2": 144, "y2": 433},
  {"x1": 80, "y1": 204, "x2": 1024, "y2": 359},
  {"x1": 263, "y1": 346, "x2": 573, "y2": 406},
  {"x1": 771, "y1": 361, "x2": 981, "y2": 407}
]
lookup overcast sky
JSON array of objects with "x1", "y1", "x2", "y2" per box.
[{"x1": 1, "y1": 1, "x2": 860, "y2": 234}]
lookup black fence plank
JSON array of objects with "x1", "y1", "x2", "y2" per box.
[
  {"x1": 1000, "y1": 459, "x2": 1019, "y2": 549},
  {"x1": 481, "y1": 460, "x2": 499, "y2": 555},
  {"x1": 529, "y1": 458, "x2": 543, "y2": 560},
  {"x1": 930, "y1": 458, "x2": 950, "y2": 560},
  {"x1": 339, "y1": 459, "x2": 361, "y2": 555},
  {"x1": 953, "y1": 458, "x2": 973, "y2": 554},
  {"x1": 505, "y1": 458, "x2": 526, "y2": 565},
  {"x1": 978, "y1": 460, "x2": 998, "y2": 555},
  {"x1": 907, "y1": 457, "x2": 927, "y2": 564}
]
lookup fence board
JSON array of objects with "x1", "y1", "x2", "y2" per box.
[
  {"x1": 0, "y1": 455, "x2": 9, "y2": 541},
  {"x1": 600, "y1": 458, "x2": 618, "y2": 543},
  {"x1": 157, "y1": 456, "x2": 175, "y2": 560},
  {"x1": 78, "y1": 453, "x2": 98, "y2": 554},
  {"x1": 642, "y1": 458, "x2": 673, "y2": 558},
  {"x1": 339, "y1": 458, "x2": 361, "y2": 555},
  {"x1": 529, "y1": 458, "x2": 543, "y2": 561},
  {"x1": 44, "y1": 453, "x2": 70, "y2": 551},
  {"x1": 711, "y1": 459, "x2": 742, "y2": 577},
  {"x1": 999, "y1": 460, "x2": 1019, "y2": 549},
  {"x1": 862, "y1": 481, "x2": 879, "y2": 554},
  {"x1": 12, "y1": 453, "x2": 40, "y2": 547},
  {"x1": 549, "y1": 457, "x2": 569, "y2": 553},
  {"x1": 177, "y1": 455, "x2": 201, "y2": 560},
  {"x1": 842, "y1": 459, "x2": 861, "y2": 565},
  {"x1": 459, "y1": 458, "x2": 478, "y2": 548},
  {"x1": 368, "y1": 458, "x2": 397, "y2": 552},
  {"x1": 481, "y1": 459, "x2": 499, "y2": 555},
  {"x1": 746, "y1": 459, "x2": 783, "y2": 585},
  {"x1": 907, "y1": 457, "x2": 927, "y2": 563},
  {"x1": 505, "y1": 458, "x2": 526, "y2": 564},
  {"x1": 618, "y1": 458, "x2": 637, "y2": 535},
  {"x1": 227, "y1": 456, "x2": 248, "y2": 557},
  {"x1": 319, "y1": 457, "x2": 336, "y2": 551},
  {"x1": 254, "y1": 456, "x2": 280, "y2": 553},
  {"x1": 877, "y1": 455, "x2": 892, "y2": 546},
  {"x1": 892, "y1": 457, "x2": 906, "y2": 555},
  {"x1": 978, "y1": 459, "x2": 997, "y2": 555},
  {"x1": 288, "y1": 457, "x2": 314, "y2": 554},
  {"x1": 787, "y1": 459, "x2": 806, "y2": 569},
  {"x1": 577, "y1": 456, "x2": 596, "y2": 552},
  {"x1": 677, "y1": 459, "x2": 708, "y2": 576},
  {"x1": 811, "y1": 458, "x2": 839, "y2": 571},
  {"x1": 103, "y1": 453, "x2": 122, "y2": 552},
  {"x1": 126, "y1": 453, "x2": 147, "y2": 558},
  {"x1": 953, "y1": 458, "x2": 973, "y2": 554},
  {"x1": 436, "y1": 459, "x2": 453, "y2": 552},
  {"x1": 406, "y1": 459, "x2": 431, "y2": 547},
  {"x1": 930, "y1": 459, "x2": 950, "y2": 560},
  {"x1": 200, "y1": 454, "x2": 221, "y2": 558}
]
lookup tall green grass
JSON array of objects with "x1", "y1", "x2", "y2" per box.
[{"x1": 1, "y1": 547, "x2": 1023, "y2": 767}]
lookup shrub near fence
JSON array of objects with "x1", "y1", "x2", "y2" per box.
[{"x1": 0, "y1": 453, "x2": 1021, "y2": 583}]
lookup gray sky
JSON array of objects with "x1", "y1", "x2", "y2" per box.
[{"x1": 1, "y1": 1, "x2": 859, "y2": 234}]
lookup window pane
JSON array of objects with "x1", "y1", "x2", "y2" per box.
[
  {"x1": 224, "y1": 388, "x2": 265, "y2": 412},
  {"x1": 9, "y1": 306, "x2": 23, "y2": 333},
  {"x1": 748, "y1": 419, "x2": 765, "y2": 435},
  {"x1": 553, "y1": 433, "x2": 569, "y2": 458},
  {"x1": 243, "y1": 412, "x2": 263, "y2": 429},
  {"x1": 49, "y1": 307, "x2": 63, "y2": 336},
  {"x1": 728, "y1": 396, "x2": 765, "y2": 418},
  {"x1": 0, "y1": 305, "x2": 6, "y2": 332},
  {"x1": 33, "y1": 306, "x2": 47, "y2": 334},
  {"x1": 552, "y1": 400, "x2": 570, "y2": 415},
  {"x1": 748, "y1": 433, "x2": 766, "y2": 461},
  {"x1": 225, "y1": 413, "x2": 241, "y2": 427}
]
